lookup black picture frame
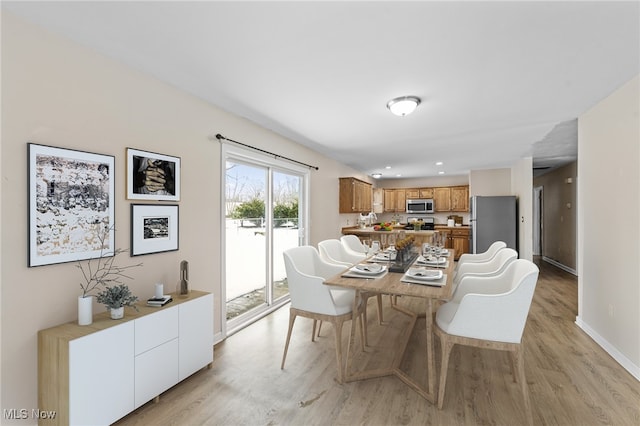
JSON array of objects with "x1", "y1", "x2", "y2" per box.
[
  {"x1": 28, "y1": 143, "x2": 115, "y2": 267},
  {"x1": 126, "y1": 148, "x2": 180, "y2": 201},
  {"x1": 130, "y1": 204, "x2": 179, "y2": 256}
]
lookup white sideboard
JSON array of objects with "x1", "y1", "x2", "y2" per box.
[{"x1": 38, "y1": 290, "x2": 213, "y2": 426}]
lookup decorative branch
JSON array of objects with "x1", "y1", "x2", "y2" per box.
[{"x1": 76, "y1": 223, "x2": 143, "y2": 297}]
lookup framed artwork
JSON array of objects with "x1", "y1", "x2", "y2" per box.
[
  {"x1": 126, "y1": 148, "x2": 180, "y2": 201},
  {"x1": 131, "y1": 204, "x2": 179, "y2": 256},
  {"x1": 28, "y1": 143, "x2": 115, "y2": 267}
]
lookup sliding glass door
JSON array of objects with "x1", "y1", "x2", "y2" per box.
[{"x1": 222, "y1": 144, "x2": 307, "y2": 336}]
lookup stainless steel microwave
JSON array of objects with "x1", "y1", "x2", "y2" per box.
[{"x1": 406, "y1": 199, "x2": 434, "y2": 214}]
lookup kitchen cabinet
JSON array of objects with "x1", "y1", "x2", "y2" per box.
[
  {"x1": 405, "y1": 188, "x2": 420, "y2": 199},
  {"x1": 383, "y1": 189, "x2": 405, "y2": 213},
  {"x1": 420, "y1": 188, "x2": 434, "y2": 198},
  {"x1": 437, "y1": 227, "x2": 470, "y2": 260},
  {"x1": 395, "y1": 189, "x2": 406, "y2": 212},
  {"x1": 450, "y1": 186, "x2": 469, "y2": 212},
  {"x1": 339, "y1": 177, "x2": 372, "y2": 213},
  {"x1": 405, "y1": 187, "x2": 434, "y2": 199},
  {"x1": 434, "y1": 187, "x2": 451, "y2": 212},
  {"x1": 38, "y1": 291, "x2": 213, "y2": 426}
]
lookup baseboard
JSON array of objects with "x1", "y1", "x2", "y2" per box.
[
  {"x1": 542, "y1": 256, "x2": 577, "y2": 275},
  {"x1": 575, "y1": 316, "x2": 640, "y2": 381}
]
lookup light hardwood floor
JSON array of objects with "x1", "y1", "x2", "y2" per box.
[{"x1": 115, "y1": 259, "x2": 639, "y2": 425}]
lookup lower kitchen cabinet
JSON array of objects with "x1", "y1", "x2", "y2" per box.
[
  {"x1": 38, "y1": 291, "x2": 213, "y2": 426},
  {"x1": 439, "y1": 227, "x2": 470, "y2": 259}
]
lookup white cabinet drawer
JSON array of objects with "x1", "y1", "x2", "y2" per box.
[
  {"x1": 134, "y1": 338, "x2": 179, "y2": 408},
  {"x1": 134, "y1": 306, "x2": 178, "y2": 355}
]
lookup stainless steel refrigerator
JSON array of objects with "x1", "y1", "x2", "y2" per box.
[{"x1": 469, "y1": 196, "x2": 517, "y2": 254}]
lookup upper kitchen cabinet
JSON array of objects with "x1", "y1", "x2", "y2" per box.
[
  {"x1": 434, "y1": 187, "x2": 451, "y2": 212},
  {"x1": 450, "y1": 186, "x2": 469, "y2": 212},
  {"x1": 405, "y1": 187, "x2": 434, "y2": 199},
  {"x1": 420, "y1": 188, "x2": 434, "y2": 198},
  {"x1": 383, "y1": 189, "x2": 406, "y2": 212},
  {"x1": 339, "y1": 177, "x2": 372, "y2": 213}
]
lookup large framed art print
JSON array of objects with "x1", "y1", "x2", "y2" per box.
[{"x1": 28, "y1": 143, "x2": 115, "y2": 267}]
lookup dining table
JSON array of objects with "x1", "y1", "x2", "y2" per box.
[{"x1": 324, "y1": 247, "x2": 457, "y2": 404}]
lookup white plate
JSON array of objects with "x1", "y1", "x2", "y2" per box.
[
  {"x1": 372, "y1": 253, "x2": 391, "y2": 261},
  {"x1": 417, "y1": 255, "x2": 446, "y2": 264},
  {"x1": 351, "y1": 264, "x2": 386, "y2": 275},
  {"x1": 405, "y1": 267, "x2": 443, "y2": 280}
]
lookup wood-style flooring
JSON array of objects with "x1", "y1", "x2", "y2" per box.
[{"x1": 115, "y1": 259, "x2": 640, "y2": 425}]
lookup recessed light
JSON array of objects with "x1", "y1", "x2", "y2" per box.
[
  {"x1": 436, "y1": 161, "x2": 443, "y2": 166},
  {"x1": 371, "y1": 173, "x2": 382, "y2": 179},
  {"x1": 396, "y1": 174, "x2": 402, "y2": 177},
  {"x1": 385, "y1": 166, "x2": 392, "y2": 169},
  {"x1": 438, "y1": 171, "x2": 445, "y2": 175}
]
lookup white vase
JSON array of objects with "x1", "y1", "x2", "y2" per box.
[
  {"x1": 78, "y1": 296, "x2": 93, "y2": 326},
  {"x1": 110, "y1": 306, "x2": 124, "y2": 320}
]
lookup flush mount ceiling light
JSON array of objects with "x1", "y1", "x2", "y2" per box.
[
  {"x1": 386, "y1": 96, "x2": 421, "y2": 116},
  {"x1": 371, "y1": 173, "x2": 382, "y2": 179}
]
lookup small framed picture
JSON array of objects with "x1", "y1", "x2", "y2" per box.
[
  {"x1": 127, "y1": 148, "x2": 180, "y2": 201},
  {"x1": 28, "y1": 143, "x2": 115, "y2": 267},
  {"x1": 131, "y1": 204, "x2": 179, "y2": 256}
]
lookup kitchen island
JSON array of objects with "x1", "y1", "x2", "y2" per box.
[
  {"x1": 342, "y1": 225, "x2": 470, "y2": 259},
  {"x1": 341, "y1": 226, "x2": 436, "y2": 247}
]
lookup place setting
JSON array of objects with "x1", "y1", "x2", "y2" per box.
[
  {"x1": 341, "y1": 262, "x2": 388, "y2": 279},
  {"x1": 400, "y1": 266, "x2": 447, "y2": 287}
]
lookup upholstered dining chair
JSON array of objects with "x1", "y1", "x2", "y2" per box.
[
  {"x1": 281, "y1": 246, "x2": 366, "y2": 383},
  {"x1": 452, "y1": 247, "x2": 518, "y2": 286},
  {"x1": 318, "y1": 239, "x2": 384, "y2": 326},
  {"x1": 340, "y1": 234, "x2": 367, "y2": 256},
  {"x1": 456, "y1": 240, "x2": 506, "y2": 269},
  {"x1": 434, "y1": 259, "x2": 539, "y2": 426}
]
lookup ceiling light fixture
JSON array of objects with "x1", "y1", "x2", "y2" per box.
[
  {"x1": 386, "y1": 96, "x2": 421, "y2": 116},
  {"x1": 435, "y1": 161, "x2": 443, "y2": 166},
  {"x1": 371, "y1": 173, "x2": 382, "y2": 179}
]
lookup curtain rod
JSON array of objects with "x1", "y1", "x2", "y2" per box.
[{"x1": 214, "y1": 133, "x2": 319, "y2": 171}]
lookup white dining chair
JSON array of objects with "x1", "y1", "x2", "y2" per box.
[
  {"x1": 452, "y1": 247, "x2": 518, "y2": 287},
  {"x1": 319, "y1": 239, "x2": 366, "y2": 265},
  {"x1": 434, "y1": 259, "x2": 539, "y2": 425},
  {"x1": 340, "y1": 234, "x2": 367, "y2": 256},
  {"x1": 456, "y1": 241, "x2": 506, "y2": 269},
  {"x1": 281, "y1": 246, "x2": 366, "y2": 383},
  {"x1": 318, "y1": 239, "x2": 384, "y2": 327}
]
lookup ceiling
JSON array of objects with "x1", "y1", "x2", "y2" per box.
[{"x1": 4, "y1": 1, "x2": 639, "y2": 179}]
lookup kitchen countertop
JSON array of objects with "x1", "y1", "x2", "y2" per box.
[{"x1": 341, "y1": 224, "x2": 470, "y2": 235}]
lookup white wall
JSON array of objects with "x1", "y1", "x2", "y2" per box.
[
  {"x1": 0, "y1": 13, "x2": 364, "y2": 420},
  {"x1": 512, "y1": 157, "x2": 533, "y2": 260},
  {"x1": 469, "y1": 168, "x2": 512, "y2": 195},
  {"x1": 577, "y1": 75, "x2": 640, "y2": 379}
]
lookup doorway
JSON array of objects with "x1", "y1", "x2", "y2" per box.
[{"x1": 533, "y1": 186, "x2": 543, "y2": 256}]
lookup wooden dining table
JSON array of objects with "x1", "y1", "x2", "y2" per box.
[{"x1": 324, "y1": 248, "x2": 457, "y2": 404}]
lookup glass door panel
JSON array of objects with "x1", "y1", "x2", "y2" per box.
[
  {"x1": 272, "y1": 170, "x2": 302, "y2": 302},
  {"x1": 225, "y1": 161, "x2": 268, "y2": 322}
]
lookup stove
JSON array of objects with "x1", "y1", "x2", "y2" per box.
[{"x1": 405, "y1": 216, "x2": 435, "y2": 230}]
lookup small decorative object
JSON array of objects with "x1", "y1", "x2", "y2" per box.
[
  {"x1": 179, "y1": 260, "x2": 189, "y2": 295},
  {"x1": 131, "y1": 204, "x2": 179, "y2": 256},
  {"x1": 76, "y1": 224, "x2": 142, "y2": 325},
  {"x1": 126, "y1": 148, "x2": 180, "y2": 201},
  {"x1": 96, "y1": 284, "x2": 139, "y2": 320},
  {"x1": 77, "y1": 296, "x2": 93, "y2": 326}
]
